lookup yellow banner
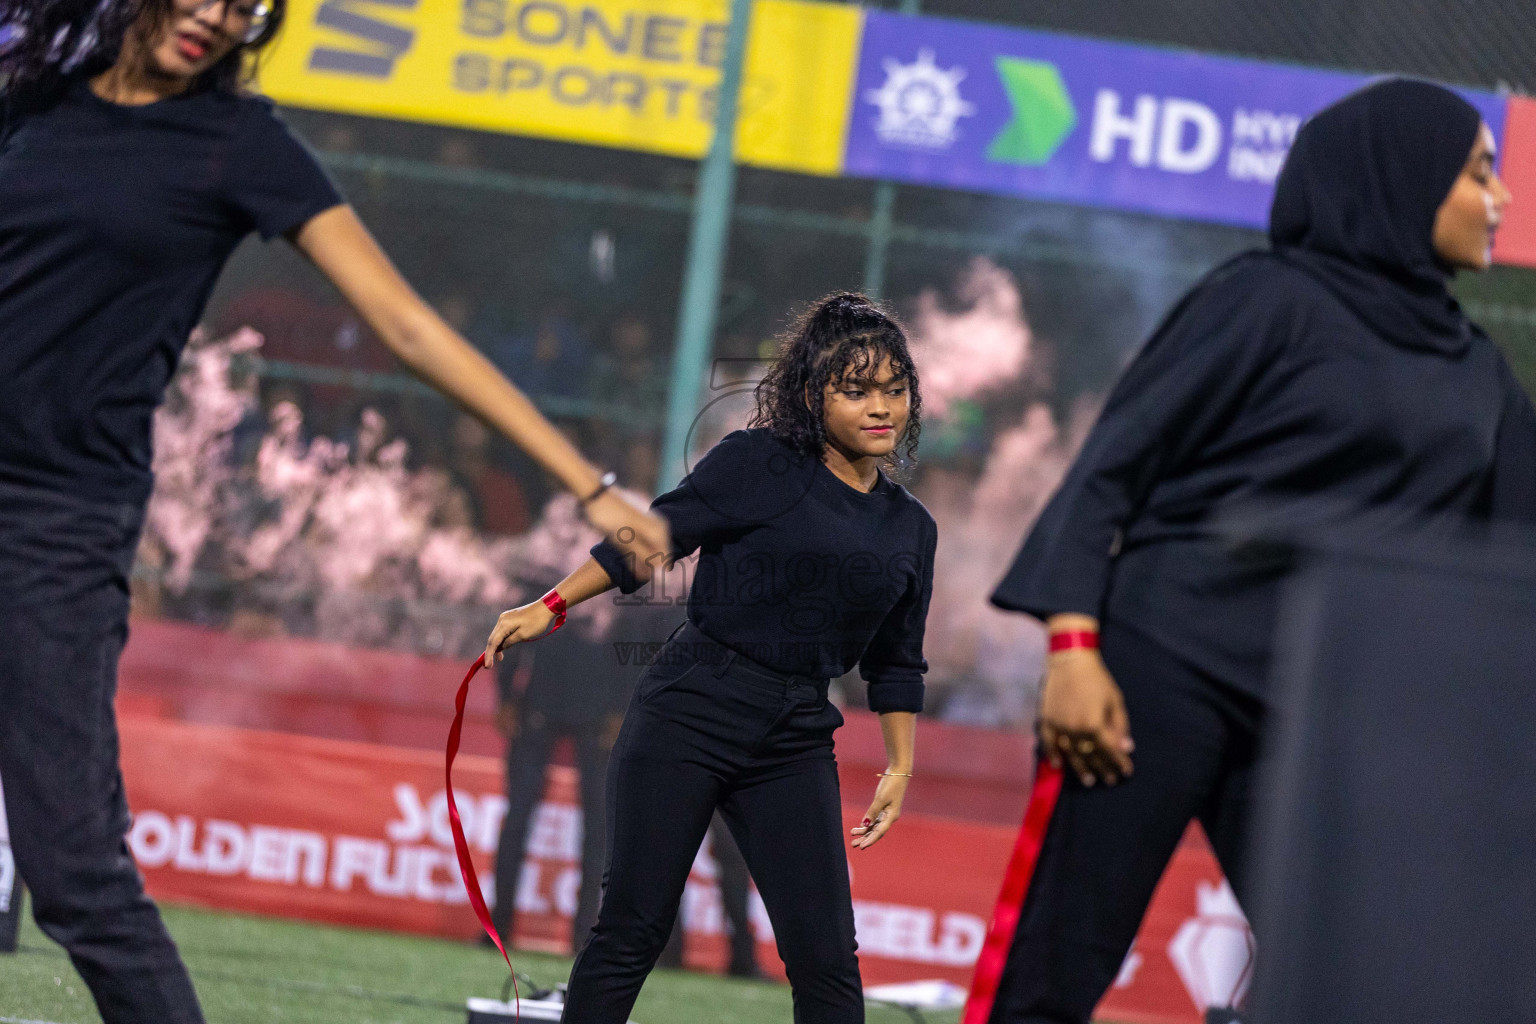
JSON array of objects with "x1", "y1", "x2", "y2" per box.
[{"x1": 258, "y1": 0, "x2": 862, "y2": 176}]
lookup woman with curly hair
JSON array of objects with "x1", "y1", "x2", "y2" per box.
[
  {"x1": 0, "y1": 1, "x2": 666, "y2": 1021},
  {"x1": 485, "y1": 292, "x2": 937, "y2": 1023}
]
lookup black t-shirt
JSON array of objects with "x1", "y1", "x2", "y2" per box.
[
  {"x1": 592, "y1": 428, "x2": 937, "y2": 713},
  {"x1": 0, "y1": 78, "x2": 341, "y2": 510}
]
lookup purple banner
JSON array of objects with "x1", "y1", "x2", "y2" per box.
[{"x1": 845, "y1": 12, "x2": 1507, "y2": 229}]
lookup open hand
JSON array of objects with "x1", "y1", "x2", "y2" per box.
[{"x1": 851, "y1": 773, "x2": 908, "y2": 850}]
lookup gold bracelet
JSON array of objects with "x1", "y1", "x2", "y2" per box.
[{"x1": 877, "y1": 771, "x2": 914, "y2": 778}]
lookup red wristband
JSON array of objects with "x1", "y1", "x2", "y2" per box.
[
  {"x1": 1048, "y1": 630, "x2": 1099, "y2": 653},
  {"x1": 538, "y1": 590, "x2": 568, "y2": 636}
]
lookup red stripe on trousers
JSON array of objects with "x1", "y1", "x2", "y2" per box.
[{"x1": 961, "y1": 759, "x2": 1064, "y2": 1024}]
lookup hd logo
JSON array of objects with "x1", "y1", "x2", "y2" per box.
[{"x1": 308, "y1": 0, "x2": 420, "y2": 78}]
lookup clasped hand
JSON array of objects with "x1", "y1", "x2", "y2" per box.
[{"x1": 1038, "y1": 648, "x2": 1135, "y2": 787}]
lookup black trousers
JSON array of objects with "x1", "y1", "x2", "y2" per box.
[
  {"x1": 712, "y1": 810, "x2": 759, "y2": 974},
  {"x1": 0, "y1": 581, "x2": 204, "y2": 1023},
  {"x1": 989, "y1": 623, "x2": 1263, "y2": 1024},
  {"x1": 490, "y1": 716, "x2": 609, "y2": 946},
  {"x1": 657, "y1": 812, "x2": 759, "y2": 975},
  {"x1": 563, "y1": 622, "x2": 862, "y2": 1024}
]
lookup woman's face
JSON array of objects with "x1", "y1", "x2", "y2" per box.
[
  {"x1": 137, "y1": 0, "x2": 263, "y2": 82},
  {"x1": 821, "y1": 354, "x2": 911, "y2": 461},
  {"x1": 1432, "y1": 123, "x2": 1512, "y2": 271}
]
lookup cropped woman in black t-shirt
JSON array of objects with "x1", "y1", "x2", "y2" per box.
[
  {"x1": 486, "y1": 294, "x2": 938, "y2": 1023},
  {"x1": 0, "y1": 3, "x2": 666, "y2": 1021}
]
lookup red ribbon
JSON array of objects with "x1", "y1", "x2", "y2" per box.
[
  {"x1": 445, "y1": 596, "x2": 570, "y2": 1021},
  {"x1": 540, "y1": 589, "x2": 568, "y2": 630},
  {"x1": 960, "y1": 758, "x2": 1064, "y2": 1024}
]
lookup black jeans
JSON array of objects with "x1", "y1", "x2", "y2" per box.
[
  {"x1": 989, "y1": 623, "x2": 1264, "y2": 1024},
  {"x1": 0, "y1": 581, "x2": 204, "y2": 1023},
  {"x1": 490, "y1": 716, "x2": 609, "y2": 947},
  {"x1": 563, "y1": 622, "x2": 862, "y2": 1023}
]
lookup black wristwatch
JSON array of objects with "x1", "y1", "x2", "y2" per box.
[{"x1": 580, "y1": 470, "x2": 618, "y2": 505}]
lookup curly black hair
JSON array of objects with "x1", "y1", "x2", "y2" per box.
[
  {"x1": 749, "y1": 292, "x2": 922, "y2": 468},
  {"x1": 1, "y1": 0, "x2": 286, "y2": 111}
]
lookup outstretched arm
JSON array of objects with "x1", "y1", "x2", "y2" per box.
[{"x1": 289, "y1": 205, "x2": 669, "y2": 565}]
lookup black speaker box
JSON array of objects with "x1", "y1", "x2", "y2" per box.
[{"x1": 1252, "y1": 530, "x2": 1536, "y2": 1022}]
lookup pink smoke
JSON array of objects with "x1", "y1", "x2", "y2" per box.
[
  {"x1": 903, "y1": 259, "x2": 1098, "y2": 725},
  {"x1": 144, "y1": 327, "x2": 262, "y2": 591},
  {"x1": 139, "y1": 327, "x2": 618, "y2": 657},
  {"x1": 909, "y1": 257, "x2": 1034, "y2": 418}
]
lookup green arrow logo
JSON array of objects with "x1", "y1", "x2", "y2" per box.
[{"x1": 987, "y1": 57, "x2": 1076, "y2": 166}]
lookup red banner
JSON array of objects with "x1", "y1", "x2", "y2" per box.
[{"x1": 118, "y1": 714, "x2": 1249, "y2": 1020}]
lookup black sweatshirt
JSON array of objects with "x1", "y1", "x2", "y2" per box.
[
  {"x1": 993, "y1": 81, "x2": 1536, "y2": 699},
  {"x1": 991, "y1": 252, "x2": 1536, "y2": 697},
  {"x1": 592, "y1": 428, "x2": 936, "y2": 713}
]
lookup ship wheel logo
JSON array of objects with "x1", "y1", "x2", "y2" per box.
[{"x1": 865, "y1": 49, "x2": 977, "y2": 150}]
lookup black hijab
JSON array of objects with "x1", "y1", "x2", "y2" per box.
[{"x1": 1269, "y1": 78, "x2": 1484, "y2": 354}]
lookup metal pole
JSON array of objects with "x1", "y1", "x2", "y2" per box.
[
  {"x1": 861, "y1": 181, "x2": 897, "y2": 300},
  {"x1": 860, "y1": 0, "x2": 921, "y2": 302},
  {"x1": 658, "y1": 0, "x2": 755, "y2": 493}
]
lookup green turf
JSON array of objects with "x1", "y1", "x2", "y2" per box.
[{"x1": 4, "y1": 899, "x2": 962, "y2": 1024}]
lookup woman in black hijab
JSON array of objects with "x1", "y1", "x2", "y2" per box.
[{"x1": 978, "y1": 78, "x2": 1532, "y2": 1023}]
